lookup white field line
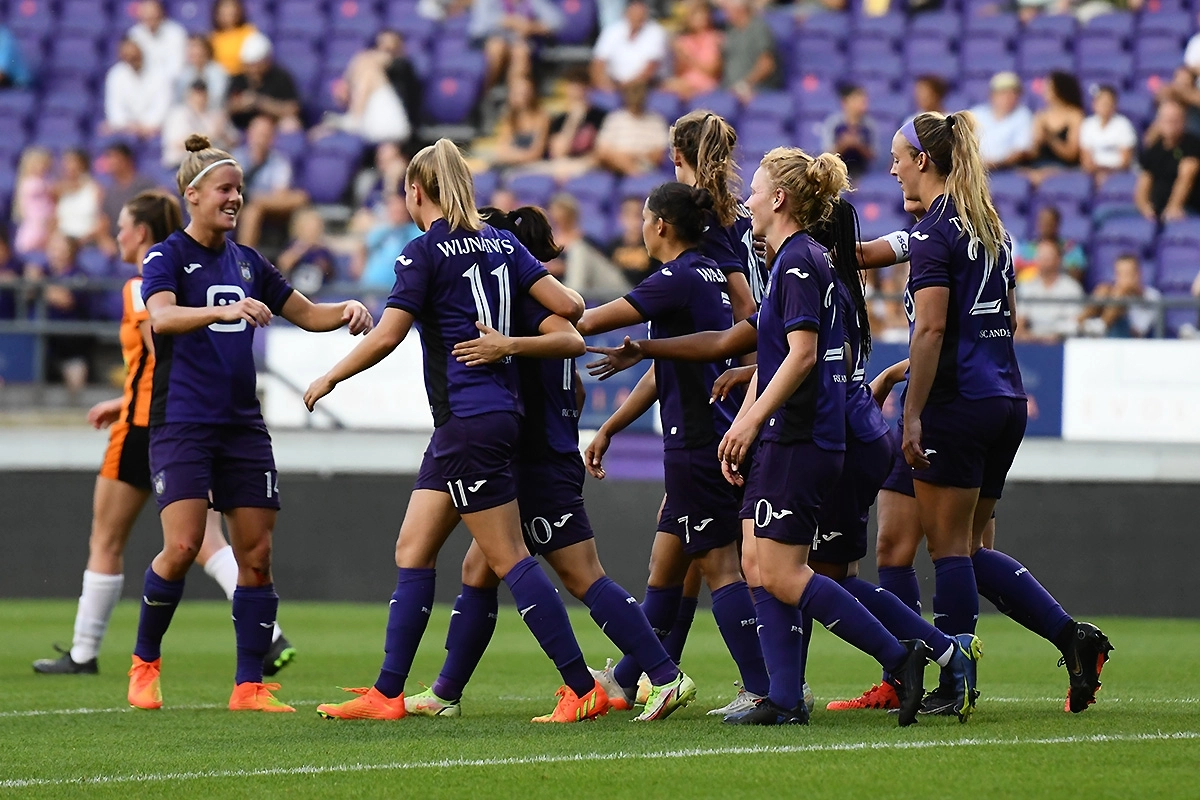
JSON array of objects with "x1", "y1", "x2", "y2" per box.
[{"x1": 2, "y1": 731, "x2": 1198, "y2": 789}]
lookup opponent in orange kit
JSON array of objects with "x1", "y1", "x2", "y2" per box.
[{"x1": 33, "y1": 190, "x2": 296, "y2": 677}]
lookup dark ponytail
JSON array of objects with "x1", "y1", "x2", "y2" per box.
[
  {"x1": 810, "y1": 198, "x2": 871, "y2": 362},
  {"x1": 479, "y1": 205, "x2": 564, "y2": 263},
  {"x1": 646, "y1": 182, "x2": 714, "y2": 245}
]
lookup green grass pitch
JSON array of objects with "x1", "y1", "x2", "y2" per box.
[{"x1": 1, "y1": 600, "x2": 1197, "y2": 799}]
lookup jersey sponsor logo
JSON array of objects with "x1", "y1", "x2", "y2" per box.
[
  {"x1": 184, "y1": 262, "x2": 203, "y2": 274},
  {"x1": 207, "y1": 285, "x2": 247, "y2": 333},
  {"x1": 696, "y1": 266, "x2": 728, "y2": 284}
]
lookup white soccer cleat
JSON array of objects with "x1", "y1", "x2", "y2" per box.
[
  {"x1": 588, "y1": 658, "x2": 636, "y2": 711},
  {"x1": 706, "y1": 681, "x2": 764, "y2": 716}
]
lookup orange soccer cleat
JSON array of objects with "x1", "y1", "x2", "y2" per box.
[
  {"x1": 317, "y1": 687, "x2": 406, "y2": 720},
  {"x1": 229, "y1": 681, "x2": 295, "y2": 712},
  {"x1": 127, "y1": 655, "x2": 163, "y2": 710},
  {"x1": 825, "y1": 682, "x2": 900, "y2": 711},
  {"x1": 532, "y1": 682, "x2": 610, "y2": 723}
]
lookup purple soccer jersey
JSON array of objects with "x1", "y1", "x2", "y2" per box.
[
  {"x1": 839, "y1": 282, "x2": 890, "y2": 445},
  {"x1": 514, "y1": 293, "x2": 579, "y2": 460},
  {"x1": 140, "y1": 230, "x2": 293, "y2": 426},
  {"x1": 905, "y1": 194, "x2": 1026, "y2": 404},
  {"x1": 700, "y1": 207, "x2": 769, "y2": 305},
  {"x1": 624, "y1": 249, "x2": 737, "y2": 449},
  {"x1": 752, "y1": 232, "x2": 846, "y2": 451},
  {"x1": 387, "y1": 220, "x2": 549, "y2": 426}
]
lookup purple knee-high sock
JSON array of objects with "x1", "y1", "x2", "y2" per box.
[
  {"x1": 878, "y1": 566, "x2": 921, "y2": 614},
  {"x1": 840, "y1": 576, "x2": 954, "y2": 662},
  {"x1": 232, "y1": 584, "x2": 278, "y2": 685},
  {"x1": 584, "y1": 577, "x2": 677, "y2": 686},
  {"x1": 133, "y1": 566, "x2": 185, "y2": 662},
  {"x1": 972, "y1": 548, "x2": 1072, "y2": 643},
  {"x1": 375, "y1": 567, "x2": 436, "y2": 698},
  {"x1": 661, "y1": 596, "x2": 699, "y2": 666},
  {"x1": 504, "y1": 557, "x2": 593, "y2": 697},
  {"x1": 711, "y1": 581, "x2": 769, "y2": 696},
  {"x1": 932, "y1": 556, "x2": 979, "y2": 636},
  {"x1": 798, "y1": 611, "x2": 812, "y2": 687},
  {"x1": 612, "y1": 585, "x2": 681, "y2": 689},
  {"x1": 432, "y1": 585, "x2": 499, "y2": 702},
  {"x1": 799, "y1": 574, "x2": 908, "y2": 674},
  {"x1": 753, "y1": 587, "x2": 803, "y2": 710}
]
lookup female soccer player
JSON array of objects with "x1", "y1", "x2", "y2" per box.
[
  {"x1": 127, "y1": 135, "x2": 374, "y2": 713},
  {"x1": 305, "y1": 140, "x2": 608, "y2": 724},
  {"x1": 404, "y1": 206, "x2": 695, "y2": 722},
  {"x1": 888, "y1": 112, "x2": 1111, "y2": 717},
  {"x1": 576, "y1": 182, "x2": 769, "y2": 712},
  {"x1": 33, "y1": 191, "x2": 292, "y2": 678}
]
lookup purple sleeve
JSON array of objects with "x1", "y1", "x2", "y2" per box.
[
  {"x1": 746, "y1": 311, "x2": 759, "y2": 329},
  {"x1": 139, "y1": 244, "x2": 178, "y2": 302},
  {"x1": 386, "y1": 239, "x2": 430, "y2": 315},
  {"x1": 517, "y1": 292, "x2": 553, "y2": 335},
  {"x1": 908, "y1": 227, "x2": 952, "y2": 292},
  {"x1": 704, "y1": 225, "x2": 744, "y2": 276},
  {"x1": 778, "y1": 257, "x2": 821, "y2": 333},
  {"x1": 624, "y1": 267, "x2": 683, "y2": 320},
  {"x1": 505, "y1": 231, "x2": 550, "y2": 291},
  {"x1": 256, "y1": 252, "x2": 294, "y2": 314}
]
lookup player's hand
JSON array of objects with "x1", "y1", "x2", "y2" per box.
[
  {"x1": 220, "y1": 297, "x2": 273, "y2": 327},
  {"x1": 585, "y1": 337, "x2": 643, "y2": 380},
  {"x1": 584, "y1": 429, "x2": 611, "y2": 480},
  {"x1": 753, "y1": 234, "x2": 773, "y2": 265},
  {"x1": 342, "y1": 300, "x2": 374, "y2": 335},
  {"x1": 720, "y1": 458, "x2": 745, "y2": 487},
  {"x1": 711, "y1": 365, "x2": 755, "y2": 403},
  {"x1": 717, "y1": 416, "x2": 760, "y2": 472},
  {"x1": 86, "y1": 398, "x2": 122, "y2": 430},
  {"x1": 303, "y1": 374, "x2": 336, "y2": 411},
  {"x1": 452, "y1": 322, "x2": 514, "y2": 366},
  {"x1": 902, "y1": 416, "x2": 930, "y2": 469}
]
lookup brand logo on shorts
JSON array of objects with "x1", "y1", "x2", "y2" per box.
[
  {"x1": 692, "y1": 518, "x2": 714, "y2": 532},
  {"x1": 239, "y1": 260, "x2": 253, "y2": 282},
  {"x1": 152, "y1": 471, "x2": 166, "y2": 496},
  {"x1": 753, "y1": 500, "x2": 793, "y2": 528},
  {"x1": 553, "y1": 514, "x2": 573, "y2": 528},
  {"x1": 467, "y1": 480, "x2": 487, "y2": 493}
]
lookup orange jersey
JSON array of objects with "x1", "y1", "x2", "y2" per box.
[{"x1": 119, "y1": 278, "x2": 154, "y2": 428}]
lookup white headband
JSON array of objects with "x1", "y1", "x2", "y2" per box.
[{"x1": 187, "y1": 158, "x2": 238, "y2": 189}]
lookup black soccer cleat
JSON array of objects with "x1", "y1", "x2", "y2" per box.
[
  {"x1": 262, "y1": 634, "x2": 297, "y2": 677},
  {"x1": 892, "y1": 639, "x2": 931, "y2": 727},
  {"x1": 1059, "y1": 622, "x2": 1113, "y2": 713},
  {"x1": 722, "y1": 697, "x2": 810, "y2": 726},
  {"x1": 33, "y1": 644, "x2": 98, "y2": 675}
]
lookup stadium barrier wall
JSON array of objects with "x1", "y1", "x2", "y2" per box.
[{"x1": 2, "y1": 470, "x2": 1196, "y2": 618}]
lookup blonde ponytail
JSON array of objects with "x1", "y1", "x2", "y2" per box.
[
  {"x1": 407, "y1": 138, "x2": 482, "y2": 233},
  {"x1": 759, "y1": 147, "x2": 851, "y2": 232},
  {"x1": 670, "y1": 110, "x2": 740, "y2": 227}
]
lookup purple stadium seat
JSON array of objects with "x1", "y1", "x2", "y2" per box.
[
  {"x1": 797, "y1": 11, "x2": 850, "y2": 43},
  {"x1": 331, "y1": 0, "x2": 382, "y2": 36},
  {"x1": 563, "y1": 170, "x2": 618, "y2": 208},
  {"x1": 857, "y1": 211, "x2": 908, "y2": 241},
  {"x1": 851, "y1": 50, "x2": 903, "y2": 81},
  {"x1": 796, "y1": 35, "x2": 842, "y2": 72},
  {"x1": 1156, "y1": 249, "x2": 1200, "y2": 293},
  {"x1": 852, "y1": 13, "x2": 906, "y2": 45},
  {"x1": 0, "y1": 90, "x2": 36, "y2": 123},
  {"x1": 312, "y1": 132, "x2": 364, "y2": 163},
  {"x1": 77, "y1": 247, "x2": 115, "y2": 279},
  {"x1": 964, "y1": 48, "x2": 1015, "y2": 79},
  {"x1": 325, "y1": 34, "x2": 369, "y2": 74},
  {"x1": 1087, "y1": 243, "x2": 1129, "y2": 287},
  {"x1": 275, "y1": 40, "x2": 322, "y2": 87},
  {"x1": 34, "y1": 114, "x2": 85, "y2": 151},
  {"x1": 1084, "y1": 12, "x2": 1136, "y2": 40},
  {"x1": 791, "y1": 75, "x2": 840, "y2": 116},
  {"x1": 385, "y1": 8, "x2": 437, "y2": 45},
  {"x1": 1094, "y1": 171, "x2": 1139, "y2": 207},
  {"x1": 473, "y1": 170, "x2": 499, "y2": 203},
  {"x1": 853, "y1": 173, "x2": 904, "y2": 208},
  {"x1": 8, "y1": 0, "x2": 56, "y2": 38},
  {"x1": 857, "y1": 76, "x2": 897, "y2": 104},
  {"x1": 688, "y1": 89, "x2": 739, "y2": 123},
  {"x1": 795, "y1": 51, "x2": 847, "y2": 81},
  {"x1": 47, "y1": 36, "x2": 102, "y2": 80},
  {"x1": 1135, "y1": 40, "x2": 1186, "y2": 75},
  {"x1": 849, "y1": 32, "x2": 901, "y2": 61},
  {"x1": 619, "y1": 171, "x2": 672, "y2": 201},
  {"x1": 0, "y1": 117, "x2": 29, "y2": 158},
  {"x1": 1137, "y1": 10, "x2": 1193, "y2": 37},
  {"x1": 586, "y1": 89, "x2": 621, "y2": 112},
  {"x1": 557, "y1": 0, "x2": 598, "y2": 45},
  {"x1": 737, "y1": 118, "x2": 786, "y2": 144},
  {"x1": 1163, "y1": 295, "x2": 1197, "y2": 337},
  {"x1": 964, "y1": 13, "x2": 1019, "y2": 43},
  {"x1": 1159, "y1": 218, "x2": 1200, "y2": 246},
  {"x1": 909, "y1": 11, "x2": 962, "y2": 38},
  {"x1": 906, "y1": 51, "x2": 959, "y2": 81},
  {"x1": 1018, "y1": 49, "x2": 1074, "y2": 78},
  {"x1": 302, "y1": 153, "x2": 355, "y2": 204},
  {"x1": 737, "y1": 130, "x2": 782, "y2": 167},
  {"x1": 1025, "y1": 14, "x2": 1078, "y2": 39},
  {"x1": 1095, "y1": 215, "x2": 1157, "y2": 249},
  {"x1": 1002, "y1": 212, "x2": 1029, "y2": 243},
  {"x1": 506, "y1": 173, "x2": 556, "y2": 208},
  {"x1": 59, "y1": 1, "x2": 116, "y2": 37},
  {"x1": 763, "y1": 7, "x2": 796, "y2": 43},
  {"x1": 1077, "y1": 35, "x2": 1127, "y2": 64},
  {"x1": 43, "y1": 86, "x2": 94, "y2": 117},
  {"x1": 276, "y1": 0, "x2": 328, "y2": 41},
  {"x1": 167, "y1": 0, "x2": 216, "y2": 34},
  {"x1": 432, "y1": 35, "x2": 475, "y2": 65},
  {"x1": 1078, "y1": 67, "x2": 1132, "y2": 95},
  {"x1": 989, "y1": 172, "x2": 1032, "y2": 208},
  {"x1": 646, "y1": 90, "x2": 681, "y2": 124},
  {"x1": 741, "y1": 90, "x2": 795, "y2": 126},
  {"x1": 1054, "y1": 212, "x2": 1092, "y2": 243},
  {"x1": 869, "y1": 91, "x2": 910, "y2": 122}
]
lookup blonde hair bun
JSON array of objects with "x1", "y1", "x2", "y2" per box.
[{"x1": 184, "y1": 134, "x2": 212, "y2": 153}]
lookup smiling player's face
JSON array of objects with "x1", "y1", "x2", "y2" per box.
[
  {"x1": 190, "y1": 165, "x2": 244, "y2": 235},
  {"x1": 745, "y1": 166, "x2": 774, "y2": 238},
  {"x1": 890, "y1": 131, "x2": 922, "y2": 203}
]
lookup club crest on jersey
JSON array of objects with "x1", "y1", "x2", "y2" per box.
[
  {"x1": 238, "y1": 261, "x2": 252, "y2": 282},
  {"x1": 153, "y1": 471, "x2": 166, "y2": 496}
]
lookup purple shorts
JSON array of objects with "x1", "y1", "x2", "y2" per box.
[
  {"x1": 516, "y1": 451, "x2": 594, "y2": 556},
  {"x1": 880, "y1": 422, "x2": 915, "y2": 498},
  {"x1": 657, "y1": 444, "x2": 740, "y2": 555},
  {"x1": 914, "y1": 397, "x2": 1027, "y2": 499},
  {"x1": 413, "y1": 412, "x2": 520, "y2": 513},
  {"x1": 809, "y1": 434, "x2": 893, "y2": 565},
  {"x1": 742, "y1": 440, "x2": 843, "y2": 546},
  {"x1": 148, "y1": 423, "x2": 279, "y2": 512}
]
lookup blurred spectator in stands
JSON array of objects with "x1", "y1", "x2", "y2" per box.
[
  {"x1": 349, "y1": 142, "x2": 408, "y2": 233},
  {"x1": 472, "y1": 0, "x2": 563, "y2": 92},
  {"x1": 1172, "y1": 30, "x2": 1200, "y2": 136},
  {"x1": 0, "y1": 25, "x2": 32, "y2": 88},
  {"x1": 1080, "y1": 84, "x2": 1137, "y2": 182},
  {"x1": 1135, "y1": 99, "x2": 1200, "y2": 223},
  {"x1": 720, "y1": 0, "x2": 780, "y2": 103},
  {"x1": 544, "y1": 68, "x2": 608, "y2": 181},
  {"x1": 54, "y1": 150, "x2": 102, "y2": 246},
  {"x1": 354, "y1": 190, "x2": 421, "y2": 288},
  {"x1": 129, "y1": 1, "x2": 187, "y2": 89},
  {"x1": 971, "y1": 72, "x2": 1033, "y2": 171},
  {"x1": 1079, "y1": 253, "x2": 1162, "y2": 338},
  {"x1": 1026, "y1": 71, "x2": 1085, "y2": 185},
  {"x1": 1014, "y1": 205, "x2": 1086, "y2": 283},
  {"x1": 95, "y1": 143, "x2": 159, "y2": 256},
  {"x1": 104, "y1": 37, "x2": 172, "y2": 140},
  {"x1": 591, "y1": 0, "x2": 668, "y2": 92},
  {"x1": 163, "y1": 80, "x2": 237, "y2": 168},
  {"x1": 490, "y1": 188, "x2": 519, "y2": 213},
  {"x1": 376, "y1": 31, "x2": 422, "y2": 131},
  {"x1": 325, "y1": 34, "x2": 413, "y2": 144},
  {"x1": 607, "y1": 196, "x2": 654, "y2": 285},
  {"x1": 276, "y1": 209, "x2": 336, "y2": 295},
  {"x1": 547, "y1": 194, "x2": 629, "y2": 293},
  {"x1": 1015, "y1": 239, "x2": 1084, "y2": 342},
  {"x1": 594, "y1": 82, "x2": 669, "y2": 176},
  {"x1": 232, "y1": 115, "x2": 309, "y2": 248},
  {"x1": 226, "y1": 32, "x2": 301, "y2": 133},
  {"x1": 821, "y1": 82, "x2": 877, "y2": 178},
  {"x1": 24, "y1": 233, "x2": 91, "y2": 400},
  {"x1": 210, "y1": 0, "x2": 259, "y2": 76},
  {"x1": 793, "y1": 0, "x2": 848, "y2": 15},
  {"x1": 13, "y1": 147, "x2": 55, "y2": 256},
  {"x1": 419, "y1": 0, "x2": 472, "y2": 20},
  {"x1": 491, "y1": 77, "x2": 551, "y2": 169},
  {"x1": 663, "y1": 1, "x2": 722, "y2": 102},
  {"x1": 912, "y1": 74, "x2": 948, "y2": 118},
  {"x1": 176, "y1": 35, "x2": 229, "y2": 110},
  {"x1": 0, "y1": 234, "x2": 17, "y2": 320}
]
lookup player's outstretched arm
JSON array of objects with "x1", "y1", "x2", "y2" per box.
[
  {"x1": 146, "y1": 291, "x2": 272, "y2": 335},
  {"x1": 584, "y1": 367, "x2": 656, "y2": 480},
  {"x1": 575, "y1": 297, "x2": 644, "y2": 337},
  {"x1": 452, "y1": 315, "x2": 585, "y2": 367},
  {"x1": 585, "y1": 319, "x2": 758, "y2": 380},
  {"x1": 280, "y1": 293, "x2": 374, "y2": 335},
  {"x1": 304, "y1": 306, "x2": 413, "y2": 411},
  {"x1": 528, "y1": 274, "x2": 586, "y2": 323},
  {"x1": 870, "y1": 358, "x2": 910, "y2": 408}
]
